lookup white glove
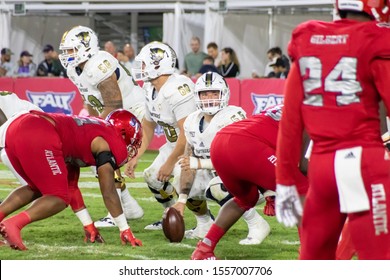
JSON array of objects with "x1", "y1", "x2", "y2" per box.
[{"x1": 275, "y1": 184, "x2": 303, "y2": 227}]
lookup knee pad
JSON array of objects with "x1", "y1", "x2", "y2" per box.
[
  {"x1": 148, "y1": 181, "x2": 177, "y2": 204},
  {"x1": 205, "y1": 176, "x2": 233, "y2": 206},
  {"x1": 186, "y1": 198, "x2": 208, "y2": 215}
]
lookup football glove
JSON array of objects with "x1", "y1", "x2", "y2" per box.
[
  {"x1": 83, "y1": 223, "x2": 105, "y2": 243},
  {"x1": 275, "y1": 184, "x2": 303, "y2": 227},
  {"x1": 120, "y1": 229, "x2": 143, "y2": 247},
  {"x1": 263, "y1": 196, "x2": 276, "y2": 216}
]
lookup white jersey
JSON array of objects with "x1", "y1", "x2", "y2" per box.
[
  {"x1": 0, "y1": 92, "x2": 43, "y2": 147},
  {"x1": 67, "y1": 50, "x2": 145, "y2": 120},
  {"x1": 184, "y1": 106, "x2": 247, "y2": 159},
  {"x1": 143, "y1": 73, "x2": 196, "y2": 145}
]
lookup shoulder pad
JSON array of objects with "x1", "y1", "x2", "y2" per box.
[{"x1": 83, "y1": 51, "x2": 119, "y2": 86}]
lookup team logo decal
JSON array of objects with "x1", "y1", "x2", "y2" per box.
[
  {"x1": 251, "y1": 93, "x2": 283, "y2": 115},
  {"x1": 76, "y1": 31, "x2": 91, "y2": 48},
  {"x1": 26, "y1": 90, "x2": 75, "y2": 114},
  {"x1": 150, "y1": 48, "x2": 166, "y2": 66}
]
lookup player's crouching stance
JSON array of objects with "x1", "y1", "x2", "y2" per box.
[
  {"x1": 173, "y1": 72, "x2": 270, "y2": 245},
  {"x1": 0, "y1": 109, "x2": 142, "y2": 250}
]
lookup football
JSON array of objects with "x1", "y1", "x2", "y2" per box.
[{"x1": 162, "y1": 207, "x2": 185, "y2": 243}]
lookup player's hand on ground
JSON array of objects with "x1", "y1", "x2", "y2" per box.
[
  {"x1": 83, "y1": 223, "x2": 105, "y2": 243},
  {"x1": 124, "y1": 157, "x2": 138, "y2": 179},
  {"x1": 275, "y1": 185, "x2": 302, "y2": 227},
  {"x1": 120, "y1": 229, "x2": 143, "y2": 247}
]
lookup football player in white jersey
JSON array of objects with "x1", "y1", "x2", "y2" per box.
[
  {"x1": 0, "y1": 91, "x2": 105, "y2": 243},
  {"x1": 124, "y1": 41, "x2": 197, "y2": 230},
  {"x1": 174, "y1": 72, "x2": 270, "y2": 245},
  {"x1": 59, "y1": 26, "x2": 144, "y2": 227}
]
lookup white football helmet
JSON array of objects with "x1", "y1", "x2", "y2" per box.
[
  {"x1": 194, "y1": 72, "x2": 230, "y2": 115},
  {"x1": 132, "y1": 41, "x2": 176, "y2": 81},
  {"x1": 59, "y1": 26, "x2": 99, "y2": 68}
]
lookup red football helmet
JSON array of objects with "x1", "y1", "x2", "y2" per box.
[
  {"x1": 105, "y1": 109, "x2": 142, "y2": 159},
  {"x1": 336, "y1": 0, "x2": 390, "y2": 22}
]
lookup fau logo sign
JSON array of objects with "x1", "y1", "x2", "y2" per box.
[
  {"x1": 251, "y1": 93, "x2": 284, "y2": 115},
  {"x1": 26, "y1": 91, "x2": 75, "y2": 114}
]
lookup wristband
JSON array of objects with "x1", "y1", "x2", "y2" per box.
[
  {"x1": 177, "y1": 193, "x2": 188, "y2": 204},
  {"x1": 189, "y1": 156, "x2": 199, "y2": 169},
  {"x1": 198, "y1": 158, "x2": 214, "y2": 170},
  {"x1": 112, "y1": 213, "x2": 130, "y2": 231}
]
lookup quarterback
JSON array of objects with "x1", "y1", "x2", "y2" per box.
[
  {"x1": 125, "y1": 41, "x2": 197, "y2": 230},
  {"x1": 175, "y1": 72, "x2": 270, "y2": 245},
  {"x1": 59, "y1": 26, "x2": 144, "y2": 226}
]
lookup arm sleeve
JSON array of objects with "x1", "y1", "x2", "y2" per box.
[{"x1": 276, "y1": 62, "x2": 305, "y2": 186}]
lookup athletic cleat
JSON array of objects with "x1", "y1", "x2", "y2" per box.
[
  {"x1": 185, "y1": 219, "x2": 213, "y2": 239},
  {"x1": 144, "y1": 220, "x2": 162, "y2": 230},
  {"x1": 94, "y1": 216, "x2": 116, "y2": 228},
  {"x1": 239, "y1": 216, "x2": 270, "y2": 245},
  {"x1": 191, "y1": 241, "x2": 217, "y2": 260},
  {"x1": 0, "y1": 222, "x2": 27, "y2": 250}
]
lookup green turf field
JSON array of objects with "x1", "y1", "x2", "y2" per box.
[{"x1": 0, "y1": 150, "x2": 300, "y2": 260}]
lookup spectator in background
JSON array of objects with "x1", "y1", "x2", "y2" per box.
[
  {"x1": 183, "y1": 37, "x2": 208, "y2": 78},
  {"x1": 206, "y1": 42, "x2": 221, "y2": 67},
  {"x1": 219, "y1": 47, "x2": 240, "y2": 78},
  {"x1": 11, "y1": 51, "x2": 36, "y2": 77},
  {"x1": 269, "y1": 58, "x2": 289, "y2": 79},
  {"x1": 117, "y1": 50, "x2": 132, "y2": 73},
  {"x1": 194, "y1": 56, "x2": 219, "y2": 79},
  {"x1": 263, "y1": 47, "x2": 290, "y2": 78},
  {"x1": 0, "y1": 48, "x2": 13, "y2": 77},
  {"x1": 123, "y1": 43, "x2": 135, "y2": 67},
  {"x1": 104, "y1": 41, "x2": 117, "y2": 58},
  {"x1": 37, "y1": 44, "x2": 66, "y2": 77}
]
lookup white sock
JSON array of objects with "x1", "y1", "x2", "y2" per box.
[
  {"x1": 75, "y1": 208, "x2": 93, "y2": 226},
  {"x1": 242, "y1": 208, "x2": 261, "y2": 227},
  {"x1": 196, "y1": 212, "x2": 212, "y2": 224}
]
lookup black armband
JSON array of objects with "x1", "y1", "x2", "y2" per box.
[{"x1": 95, "y1": 151, "x2": 119, "y2": 170}]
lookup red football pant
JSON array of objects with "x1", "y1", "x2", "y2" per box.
[
  {"x1": 211, "y1": 133, "x2": 308, "y2": 211},
  {"x1": 5, "y1": 114, "x2": 70, "y2": 204},
  {"x1": 301, "y1": 147, "x2": 390, "y2": 259}
]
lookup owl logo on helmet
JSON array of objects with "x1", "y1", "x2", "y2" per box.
[
  {"x1": 76, "y1": 31, "x2": 91, "y2": 48},
  {"x1": 132, "y1": 41, "x2": 176, "y2": 81},
  {"x1": 59, "y1": 26, "x2": 99, "y2": 68},
  {"x1": 150, "y1": 48, "x2": 167, "y2": 66}
]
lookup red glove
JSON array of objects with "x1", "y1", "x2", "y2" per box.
[
  {"x1": 84, "y1": 223, "x2": 105, "y2": 243},
  {"x1": 263, "y1": 196, "x2": 276, "y2": 216},
  {"x1": 120, "y1": 228, "x2": 143, "y2": 247}
]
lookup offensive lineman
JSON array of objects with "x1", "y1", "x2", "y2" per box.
[
  {"x1": 59, "y1": 26, "x2": 144, "y2": 227},
  {"x1": 125, "y1": 41, "x2": 197, "y2": 230},
  {"x1": 174, "y1": 72, "x2": 270, "y2": 245}
]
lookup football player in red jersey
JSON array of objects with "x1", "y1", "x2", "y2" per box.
[
  {"x1": 0, "y1": 109, "x2": 143, "y2": 250},
  {"x1": 191, "y1": 105, "x2": 309, "y2": 260},
  {"x1": 275, "y1": 0, "x2": 390, "y2": 259}
]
